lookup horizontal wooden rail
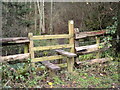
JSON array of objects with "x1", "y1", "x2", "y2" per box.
[
  {"x1": 76, "y1": 58, "x2": 112, "y2": 65},
  {"x1": 32, "y1": 34, "x2": 72, "y2": 40},
  {"x1": 55, "y1": 49, "x2": 77, "y2": 58},
  {"x1": 75, "y1": 30, "x2": 106, "y2": 39},
  {"x1": 1, "y1": 30, "x2": 107, "y2": 46},
  {"x1": 2, "y1": 40, "x2": 29, "y2": 46},
  {"x1": 33, "y1": 44, "x2": 74, "y2": 51},
  {"x1": 1, "y1": 37, "x2": 28, "y2": 43},
  {"x1": 14, "y1": 40, "x2": 29, "y2": 43},
  {"x1": 75, "y1": 43, "x2": 99, "y2": 52},
  {"x1": 0, "y1": 53, "x2": 30, "y2": 63},
  {"x1": 76, "y1": 43, "x2": 110, "y2": 55},
  {"x1": 32, "y1": 55, "x2": 65, "y2": 62},
  {"x1": 1, "y1": 37, "x2": 29, "y2": 46},
  {"x1": 75, "y1": 42, "x2": 105, "y2": 51}
]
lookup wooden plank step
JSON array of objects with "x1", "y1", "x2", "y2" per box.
[
  {"x1": 41, "y1": 61, "x2": 61, "y2": 71},
  {"x1": 55, "y1": 49, "x2": 77, "y2": 58},
  {"x1": 76, "y1": 58, "x2": 112, "y2": 65}
]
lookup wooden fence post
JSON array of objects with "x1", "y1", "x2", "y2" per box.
[
  {"x1": 96, "y1": 36, "x2": 100, "y2": 59},
  {"x1": 24, "y1": 44, "x2": 29, "y2": 53},
  {"x1": 68, "y1": 20, "x2": 75, "y2": 73},
  {"x1": 28, "y1": 33, "x2": 35, "y2": 67},
  {"x1": 74, "y1": 28, "x2": 80, "y2": 63}
]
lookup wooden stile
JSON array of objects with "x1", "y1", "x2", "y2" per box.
[
  {"x1": 27, "y1": 21, "x2": 76, "y2": 73},
  {"x1": 1, "y1": 19, "x2": 110, "y2": 75}
]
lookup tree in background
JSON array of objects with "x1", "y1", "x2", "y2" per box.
[
  {"x1": 2, "y1": 2, "x2": 118, "y2": 55},
  {"x1": 2, "y1": 2, "x2": 34, "y2": 37},
  {"x1": 116, "y1": 2, "x2": 120, "y2": 53},
  {"x1": 2, "y1": 2, "x2": 118, "y2": 37}
]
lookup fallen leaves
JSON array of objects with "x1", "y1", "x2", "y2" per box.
[{"x1": 47, "y1": 81, "x2": 53, "y2": 88}]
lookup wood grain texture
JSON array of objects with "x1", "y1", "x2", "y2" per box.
[
  {"x1": 76, "y1": 58, "x2": 112, "y2": 65},
  {"x1": 32, "y1": 34, "x2": 72, "y2": 40},
  {"x1": 41, "y1": 61, "x2": 60, "y2": 71},
  {"x1": 75, "y1": 43, "x2": 105, "y2": 53},
  {"x1": 1, "y1": 37, "x2": 28, "y2": 43},
  {"x1": 68, "y1": 20, "x2": 75, "y2": 73},
  {"x1": 28, "y1": 33, "x2": 35, "y2": 67},
  {"x1": 75, "y1": 30, "x2": 106, "y2": 39},
  {"x1": 1, "y1": 53, "x2": 29, "y2": 62},
  {"x1": 33, "y1": 44, "x2": 74, "y2": 51},
  {"x1": 32, "y1": 55, "x2": 65, "y2": 62}
]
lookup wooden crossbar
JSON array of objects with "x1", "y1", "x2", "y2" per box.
[
  {"x1": 33, "y1": 44, "x2": 74, "y2": 51},
  {"x1": 32, "y1": 34, "x2": 72, "y2": 40},
  {"x1": 75, "y1": 30, "x2": 106, "y2": 39},
  {"x1": 32, "y1": 55, "x2": 65, "y2": 62}
]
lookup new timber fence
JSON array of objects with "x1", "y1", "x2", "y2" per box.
[{"x1": 1, "y1": 20, "x2": 111, "y2": 73}]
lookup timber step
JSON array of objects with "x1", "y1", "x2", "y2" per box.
[
  {"x1": 55, "y1": 49, "x2": 77, "y2": 58},
  {"x1": 41, "y1": 61, "x2": 61, "y2": 71}
]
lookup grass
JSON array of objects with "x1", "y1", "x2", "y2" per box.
[{"x1": 2, "y1": 59, "x2": 119, "y2": 88}]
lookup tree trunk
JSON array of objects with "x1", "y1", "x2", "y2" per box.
[
  {"x1": 34, "y1": 2, "x2": 37, "y2": 34},
  {"x1": 42, "y1": 0, "x2": 45, "y2": 33},
  {"x1": 116, "y1": 2, "x2": 120, "y2": 53},
  {"x1": 37, "y1": 0, "x2": 42, "y2": 34},
  {"x1": 50, "y1": 0, "x2": 53, "y2": 34}
]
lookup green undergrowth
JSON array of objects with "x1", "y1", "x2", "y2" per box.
[
  {"x1": 1, "y1": 57, "x2": 119, "y2": 88},
  {"x1": 1, "y1": 47, "x2": 120, "y2": 88}
]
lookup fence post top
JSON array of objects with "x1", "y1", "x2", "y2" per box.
[
  {"x1": 69, "y1": 20, "x2": 74, "y2": 24},
  {"x1": 28, "y1": 33, "x2": 33, "y2": 36}
]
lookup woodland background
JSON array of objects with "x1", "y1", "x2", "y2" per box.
[{"x1": 2, "y1": 2, "x2": 119, "y2": 55}]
